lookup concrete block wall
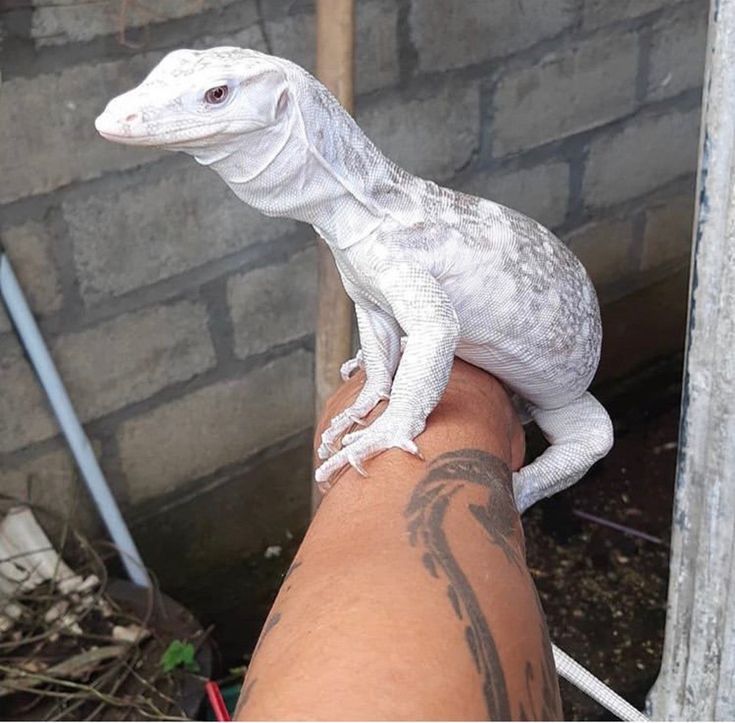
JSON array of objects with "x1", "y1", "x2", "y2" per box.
[{"x1": 0, "y1": 0, "x2": 707, "y2": 590}]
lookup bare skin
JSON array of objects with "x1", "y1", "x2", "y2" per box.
[{"x1": 235, "y1": 359, "x2": 562, "y2": 721}]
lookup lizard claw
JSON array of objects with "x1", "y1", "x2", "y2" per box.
[
  {"x1": 349, "y1": 455, "x2": 369, "y2": 477},
  {"x1": 315, "y1": 416, "x2": 425, "y2": 484},
  {"x1": 315, "y1": 451, "x2": 367, "y2": 490},
  {"x1": 318, "y1": 386, "x2": 390, "y2": 459},
  {"x1": 398, "y1": 439, "x2": 424, "y2": 460}
]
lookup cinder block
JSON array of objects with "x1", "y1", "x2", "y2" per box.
[
  {"x1": 583, "y1": 0, "x2": 678, "y2": 29},
  {"x1": 355, "y1": 0, "x2": 400, "y2": 94},
  {"x1": 583, "y1": 108, "x2": 700, "y2": 208},
  {"x1": 0, "y1": 56, "x2": 167, "y2": 204},
  {"x1": 564, "y1": 217, "x2": 637, "y2": 297},
  {"x1": 410, "y1": 0, "x2": 575, "y2": 72},
  {"x1": 265, "y1": 14, "x2": 315, "y2": 73},
  {"x1": 647, "y1": 3, "x2": 708, "y2": 101},
  {"x1": 228, "y1": 247, "x2": 317, "y2": 359},
  {"x1": 641, "y1": 194, "x2": 695, "y2": 270},
  {"x1": 129, "y1": 440, "x2": 311, "y2": 589},
  {"x1": 0, "y1": 221, "x2": 63, "y2": 333},
  {"x1": 492, "y1": 31, "x2": 638, "y2": 156},
  {"x1": 30, "y1": 0, "x2": 242, "y2": 46},
  {"x1": 458, "y1": 161, "x2": 570, "y2": 229},
  {"x1": 64, "y1": 164, "x2": 299, "y2": 304},
  {"x1": 360, "y1": 83, "x2": 480, "y2": 180},
  {"x1": 0, "y1": 300, "x2": 216, "y2": 453},
  {"x1": 266, "y1": 0, "x2": 398, "y2": 95},
  {"x1": 52, "y1": 300, "x2": 216, "y2": 423},
  {"x1": 597, "y1": 266, "x2": 688, "y2": 382},
  {"x1": 118, "y1": 349, "x2": 313, "y2": 502},
  {"x1": 0, "y1": 444, "x2": 102, "y2": 539},
  {"x1": 194, "y1": 23, "x2": 266, "y2": 54},
  {"x1": 0, "y1": 343, "x2": 58, "y2": 454}
]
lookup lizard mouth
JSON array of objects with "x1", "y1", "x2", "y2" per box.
[
  {"x1": 94, "y1": 112, "x2": 156, "y2": 145},
  {"x1": 94, "y1": 113, "x2": 231, "y2": 148}
]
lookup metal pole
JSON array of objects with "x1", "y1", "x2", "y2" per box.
[
  {"x1": 313, "y1": 0, "x2": 355, "y2": 512},
  {"x1": 0, "y1": 250, "x2": 151, "y2": 588},
  {"x1": 648, "y1": 0, "x2": 735, "y2": 717}
]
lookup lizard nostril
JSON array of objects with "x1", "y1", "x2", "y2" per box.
[{"x1": 124, "y1": 113, "x2": 139, "y2": 123}]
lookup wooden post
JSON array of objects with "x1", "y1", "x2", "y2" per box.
[
  {"x1": 648, "y1": 0, "x2": 735, "y2": 717},
  {"x1": 313, "y1": 0, "x2": 355, "y2": 511}
]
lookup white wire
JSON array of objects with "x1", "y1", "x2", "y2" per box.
[
  {"x1": 0, "y1": 252, "x2": 150, "y2": 588},
  {"x1": 553, "y1": 644, "x2": 649, "y2": 721}
]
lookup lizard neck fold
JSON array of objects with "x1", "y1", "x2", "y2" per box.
[{"x1": 197, "y1": 65, "x2": 418, "y2": 249}]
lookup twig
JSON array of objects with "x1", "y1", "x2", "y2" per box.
[
  {"x1": 572, "y1": 509, "x2": 666, "y2": 545},
  {"x1": 0, "y1": 646, "x2": 128, "y2": 696}
]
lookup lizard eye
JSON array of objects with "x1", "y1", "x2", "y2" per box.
[{"x1": 204, "y1": 85, "x2": 229, "y2": 104}]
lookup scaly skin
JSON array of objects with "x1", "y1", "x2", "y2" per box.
[
  {"x1": 95, "y1": 47, "x2": 613, "y2": 512},
  {"x1": 94, "y1": 49, "x2": 651, "y2": 721}
]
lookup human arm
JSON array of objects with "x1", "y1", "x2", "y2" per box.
[{"x1": 235, "y1": 359, "x2": 562, "y2": 720}]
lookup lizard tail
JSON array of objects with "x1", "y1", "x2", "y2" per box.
[{"x1": 552, "y1": 644, "x2": 649, "y2": 721}]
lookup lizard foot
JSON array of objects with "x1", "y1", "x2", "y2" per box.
[
  {"x1": 315, "y1": 416, "x2": 424, "y2": 484},
  {"x1": 339, "y1": 351, "x2": 364, "y2": 381},
  {"x1": 317, "y1": 388, "x2": 390, "y2": 460}
]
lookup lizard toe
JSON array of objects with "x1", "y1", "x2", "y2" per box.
[
  {"x1": 315, "y1": 425, "x2": 424, "y2": 485},
  {"x1": 339, "y1": 350, "x2": 364, "y2": 381},
  {"x1": 317, "y1": 440, "x2": 336, "y2": 460}
]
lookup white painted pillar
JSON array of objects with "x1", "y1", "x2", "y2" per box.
[{"x1": 648, "y1": 0, "x2": 735, "y2": 718}]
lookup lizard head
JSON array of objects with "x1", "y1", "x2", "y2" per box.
[{"x1": 95, "y1": 47, "x2": 290, "y2": 152}]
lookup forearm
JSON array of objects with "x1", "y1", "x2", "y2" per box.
[{"x1": 236, "y1": 360, "x2": 561, "y2": 721}]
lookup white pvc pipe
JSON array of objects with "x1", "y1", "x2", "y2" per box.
[{"x1": 0, "y1": 251, "x2": 150, "y2": 587}]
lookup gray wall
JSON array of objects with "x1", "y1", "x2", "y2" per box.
[{"x1": 0, "y1": 0, "x2": 707, "y2": 584}]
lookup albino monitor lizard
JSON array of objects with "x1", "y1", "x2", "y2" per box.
[{"x1": 96, "y1": 48, "x2": 645, "y2": 721}]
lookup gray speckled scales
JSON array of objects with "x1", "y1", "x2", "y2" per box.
[
  {"x1": 96, "y1": 48, "x2": 613, "y2": 513},
  {"x1": 96, "y1": 49, "x2": 651, "y2": 720},
  {"x1": 279, "y1": 55, "x2": 613, "y2": 508}
]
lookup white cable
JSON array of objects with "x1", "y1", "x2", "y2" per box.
[
  {"x1": 0, "y1": 252, "x2": 150, "y2": 588},
  {"x1": 553, "y1": 643, "x2": 649, "y2": 721}
]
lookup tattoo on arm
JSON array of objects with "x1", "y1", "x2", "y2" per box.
[
  {"x1": 405, "y1": 449, "x2": 514, "y2": 719},
  {"x1": 235, "y1": 678, "x2": 257, "y2": 716},
  {"x1": 239, "y1": 560, "x2": 304, "y2": 716},
  {"x1": 405, "y1": 449, "x2": 560, "y2": 720},
  {"x1": 283, "y1": 559, "x2": 302, "y2": 583}
]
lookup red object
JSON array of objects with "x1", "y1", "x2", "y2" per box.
[{"x1": 205, "y1": 680, "x2": 231, "y2": 721}]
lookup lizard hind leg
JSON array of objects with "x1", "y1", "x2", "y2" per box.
[{"x1": 513, "y1": 392, "x2": 613, "y2": 513}]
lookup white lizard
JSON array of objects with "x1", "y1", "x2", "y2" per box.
[{"x1": 95, "y1": 48, "x2": 645, "y2": 721}]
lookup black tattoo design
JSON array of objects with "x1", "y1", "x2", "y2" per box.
[
  {"x1": 235, "y1": 678, "x2": 257, "y2": 715},
  {"x1": 422, "y1": 552, "x2": 439, "y2": 578},
  {"x1": 525, "y1": 593, "x2": 563, "y2": 719},
  {"x1": 261, "y1": 611, "x2": 282, "y2": 640},
  {"x1": 405, "y1": 449, "x2": 561, "y2": 720},
  {"x1": 283, "y1": 559, "x2": 302, "y2": 582},
  {"x1": 252, "y1": 611, "x2": 282, "y2": 658},
  {"x1": 520, "y1": 651, "x2": 561, "y2": 721},
  {"x1": 405, "y1": 449, "x2": 516, "y2": 720}
]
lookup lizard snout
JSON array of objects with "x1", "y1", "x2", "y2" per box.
[{"x1": 94, "y1": 90, "x2": 157, "y2": 145}]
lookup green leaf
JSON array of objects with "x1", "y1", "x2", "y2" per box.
[{"x1": 160, "y1": 640, "x2": 200, "y2": 673}]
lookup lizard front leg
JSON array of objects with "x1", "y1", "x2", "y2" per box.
[
  {"x1": 318, "y1": 305, "x2": 402, "y2": 460},
  {"x1": 340, "y1": 337, "x2": 407, "y2": 380},
  {"x1": 315, "y1": 266, "x2": 460, "y2": 484}
]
